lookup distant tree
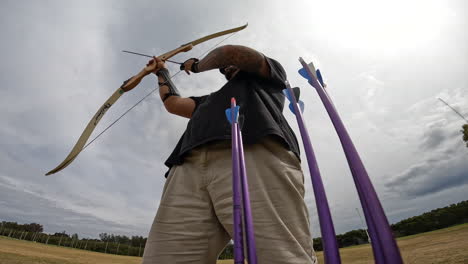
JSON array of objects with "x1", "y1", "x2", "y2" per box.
[
  {"x1": 72, "y1": 233, "x2": 79, "y2": 240},
  {"x1": 2, "y1": 221, "x2": 19, "y2": 230},
  {"x1": 25, "y1": 223, "x2": 43, "y2": 232},
  {"x1": 218, "y1": 242, "x2": 233, "y2": 259},
  {"x1": 53, "y1": 231, "x2": 69, "y2": 238},
  {"x1": 114, "y1": 235, "x2": 130, "y2": 244},
  {"x1": 99, "y1": 233, "x2": 110, "y2": 241},
  {"x1": 312, "y1": 237, "x2": 323, "y2": 251},
  {"x1": 336, "y1": 229, "x2": 369, "y2": 248},
  {"x1": 130, "y1": 235, "x2": 146, "y2": 247},
  {"x1": 461, "y1": 124, "x2": 468, "y2": 147}
]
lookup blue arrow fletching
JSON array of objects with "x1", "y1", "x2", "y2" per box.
[
  {"x1": 298, "y1": 68, "x2": 311, "y2": 81},
  {"x1": 283, "y1": 87, "x2": 301, "y2": 102},
  {"x1": 299, "y1": 100, "x2": 305, "y2": 113},
  {"x1": 282, "y1": 89, "x2": 292, "y2": 102},
  {"x1": 225, "y1": 109, "x2": 231, "y2": 124},
  {"x1": 225, "y1": 105, "x2": 240, "y2": 124},
  {"x1": 225, "y1": 109, "x2": 233, "y2": 124},
  {"x1": 299, "y1": 62, "x2": 318, "y2": 84},
  {"x1": 316, "y1": 69, "x2": 324, "y2": 87},
  {"x1": 288, "y1": 103, "x2": 295, "y2": 114},
  {"x1": 288, "y1": 100, "x2": 305, "y2": 115}
]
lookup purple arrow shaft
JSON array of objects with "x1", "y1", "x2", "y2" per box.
[
  {"x1": 231, "y1": 100, "x2": 244, "y2": 263},
  {"x1": 298, "y1": 57, "x2": 403, "y2": 264},
  {"x1": 237, "y1": 128, "x2": 258, "y2": 264},
  {"x1": 285, "y1": 81, "x2": 341, "y2": 264}
]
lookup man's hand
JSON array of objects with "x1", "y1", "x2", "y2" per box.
[
  {"x1": 180, "y1": 58, "x2": 199, "y2": 75},
  {"x1": 145, "y1": 56, "x2": 167, "y2": 75}
]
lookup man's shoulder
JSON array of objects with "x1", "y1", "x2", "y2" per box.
[{"x1": 263, "y1": 55, "x2": 287, "y2": 83}]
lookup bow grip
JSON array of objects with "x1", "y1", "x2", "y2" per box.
[{"x1": 120, "y1": 68, "x2": 150, "y2": 92}]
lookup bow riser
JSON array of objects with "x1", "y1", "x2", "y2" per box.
[
  {"x1": 121, "y1": 45, "x2": 195, "y2": 93},
  {"x1": 159, "y1": 44, "x2": 193, "y2": 61}
]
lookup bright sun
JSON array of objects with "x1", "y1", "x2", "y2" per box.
[{"x1": 310, "y1": 0, "x2": 454, "y2": 54}]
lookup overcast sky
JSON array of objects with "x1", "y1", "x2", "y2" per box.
[{"x1": 1, "y1": 0, "x2": 467, "y2": 239}]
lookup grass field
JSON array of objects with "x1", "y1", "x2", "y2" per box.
[{"x1": 1, "y1": 224, "x2": 467, "y2": 264}]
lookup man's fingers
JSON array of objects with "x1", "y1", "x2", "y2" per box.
[
  {"x1": 153, "y1": 56, "x2": 164, "y2": 65},
  {"x1": 147, "y1": 56, "x2": 165, "y2": 70},
  {"x1": 183, "y1": 61, "x2": 193, "y2": 74}
]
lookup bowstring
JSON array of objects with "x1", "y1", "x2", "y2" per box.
[
  {"x1": 81, "y1": 31, "x2": 240, "y2": 152},
  {"x1": 122, "y1": 50, "x2": 183, "y2": 65}
]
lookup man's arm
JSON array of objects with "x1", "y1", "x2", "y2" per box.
[
  {"x1": 155, "y1": 45, "x2": 272, "y2": 118},
  {"x1": 189, "y1": 45, "x2": 271, "y2": 78},
  {"x1": 158, "y1": 74, "x2": 196, "y2": 118},
  {"x1": 145, "y1": 56, "x2": 196, "y2": 119}
]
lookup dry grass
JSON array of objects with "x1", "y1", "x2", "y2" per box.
[
  {"x1": 313, "y1": 223, "x2": 468, "y2": 264},
  {"x1": 1, "y1": 224, "x2": 467, "y2": 264},
  {"x1": 0, "y1": 237, "x2": 141, "y2": 264}
]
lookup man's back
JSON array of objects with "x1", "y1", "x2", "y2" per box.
[{"x1": 165, "y1": 57, "x2": 300, "y2": 172}]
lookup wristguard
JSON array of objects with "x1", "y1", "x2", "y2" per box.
[
  {"x1": 180, "y1": 58, "x2": 200, "y2": 73},
  {"x1": 157, "y1": 68, "x2": 180, "y2": 98}
]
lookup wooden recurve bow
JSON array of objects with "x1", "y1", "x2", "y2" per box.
[{"x1": 46, "y1": 23, "x2": 248, "y2": 175}]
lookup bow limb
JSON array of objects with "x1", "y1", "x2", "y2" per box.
[
  {"x1": 45, "y1": 64, "x2": 160, "y2": 176},
  {"x1": 158, "y1": 23, "x2": 248, "y2": 61},
  {"x1": 45, "y1": 23, "x2": 248, "y2": 176},
  {"x1": 45, "y1": 88, "x2": 124, "y2": 175},
  {"x1": 45, "y1": 65, "x2": 158, "y2": 176}
]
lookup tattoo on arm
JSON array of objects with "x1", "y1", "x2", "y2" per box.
[{"x1": 197, "y1": 48, "x2": 226, "y2": 72}]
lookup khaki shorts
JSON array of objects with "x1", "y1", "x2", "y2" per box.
[{"x1": 142, "y1": 137, "x2": 317, "y2": 264}]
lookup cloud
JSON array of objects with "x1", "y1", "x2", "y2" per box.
[
  {"x1": 384, "y1": 147, "x2": 468, "y2": 197},
  {"x1": 0, "y1": 182, "x2": 148, "y2": 238},
  {"x1": 419, "y1": 127, "x2": 461, "y2": 151},
  {"x1": 382, "y1": 84, "x2": 468, "y2": 197}
]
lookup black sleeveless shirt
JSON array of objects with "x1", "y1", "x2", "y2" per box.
[{"x1": 164, "y1": 56, "x2": 300, "y2": 176}]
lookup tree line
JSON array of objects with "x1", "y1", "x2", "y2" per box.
[
  {"x1": 1, "y1": 200, "x2": 467, "y2": 257},
  {"x1": 0, "y1": 224, "x2": 147, "y2": 257},
  {"x1": 391, "y1": 200, "x2": 468, "y2": 237}
]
